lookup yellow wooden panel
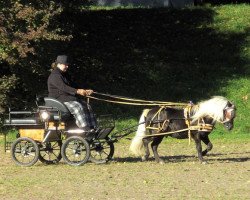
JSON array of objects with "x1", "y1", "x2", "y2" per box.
[
  {"x1": 19, "y1": 129, "x2": 45, "y2": 142},
  {"x1": 48, "y1": 122, "x2": 65, "y2": 130}
]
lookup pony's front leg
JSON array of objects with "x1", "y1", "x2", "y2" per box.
[
  {"x1": 142, "y1": 138, "x2": 151, "y2": 162},
  {"x1": 193, "y1": 133, "x2": 206, "y2": 164},
  {"x1": 201, "y1": 134, "x2": 213, "y2": 156},
  {"x1": 151, "y1": 136, "x2": 164, "y2": 164}
]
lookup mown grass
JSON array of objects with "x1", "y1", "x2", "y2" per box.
[{"x1": 0, "y1": 137, "x2": 249, "y2": 200}]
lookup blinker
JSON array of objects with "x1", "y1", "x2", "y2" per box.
[{"x1": 223, "y1": 107, "x2": 235, "y2": 122}]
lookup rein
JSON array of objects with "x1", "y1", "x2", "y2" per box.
[{"x1": 87, "y1": 92, "x2": 188, "y2": 107}]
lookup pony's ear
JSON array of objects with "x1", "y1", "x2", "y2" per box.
[
  {"x1": 227, "y1": 101, "x2": 233, "y2": 107},
  {"x1": 228, "y1": 101, "x2": 236, "y2": 108}
]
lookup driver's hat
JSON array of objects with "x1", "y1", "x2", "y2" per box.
[{"x1": 56, "y1": 55, "x2": 69, "y2": 65}]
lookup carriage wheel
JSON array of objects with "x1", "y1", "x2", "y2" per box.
[
  {"x1": 38, "y1": 141, "x2": 62, "y2": 164},
  {"x1": 89, "y1": 137, "x2": 114, "y2": 164},
  {"x1": 61, "y1": 136, "x2": 90, "y2": 166},
  {"x1": 11, "y1": 137, "x2": 39, "y2": 167}
]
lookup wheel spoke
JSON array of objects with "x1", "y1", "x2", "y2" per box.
[
  {"x1": 51, "y1": 142, "x2": 58, "y2": 148},
  {"x1": 38, "y1": 141, "x2": 62, "y2": 164},
  {"x1": 52, "y1": 152, "x2": 58, "y2": 158},
  {"x1": 102, "y1": 151, "x2": 109, "y2": 156},
  {"x1": 41, "y1": 154, "x2": 46, "y2": 159}
]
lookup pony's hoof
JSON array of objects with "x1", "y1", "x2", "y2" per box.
[
  {"x1": 201, "y1": 161, "x2": 208, "y2": 165},
  {"x1": 141, "y1": 156, "x2": 148, "y2": 162},
  {"x1": 159, "y1": 160, "x2": 165, "y2": 165},
  {"x1": 157, "y1": 159, "x2": 165, "y2": 164}
]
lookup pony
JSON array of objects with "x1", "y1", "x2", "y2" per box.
[{"x1": 130, "y1": 96, "x2": 236, "y2": 164}]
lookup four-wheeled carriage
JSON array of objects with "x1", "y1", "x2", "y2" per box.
[{"x1": 3, "y1": 97, "x2": 115, "y2": 166}]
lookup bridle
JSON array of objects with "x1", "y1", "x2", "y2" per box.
[{"x1": 221, "y1": 102, "x2": 236, "y2": 124}]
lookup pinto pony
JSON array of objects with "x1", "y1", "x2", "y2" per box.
[{"x1": 130, "y1": 96, "x2": 236, "y2": 164}]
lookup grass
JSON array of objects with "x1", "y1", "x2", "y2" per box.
[
  {"x1": 211, "y1": 4, "x2": 250, "y2": 33},
  {"x1": 0, "y1": 138, "x2": 249, "y2": 200}
]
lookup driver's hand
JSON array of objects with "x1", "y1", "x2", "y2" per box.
[
  {"x1": 77, "y1": 89, "x2": 93, "y2": 96},
  {"x1": 85, "y1": 89, "x2": 93, "y2": 96}
]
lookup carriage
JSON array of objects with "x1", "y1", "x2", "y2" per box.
[
  {"x1": 3, "y1": 96, "x2": 115, "y2": 166},
  {"x1": 2, "y1": 93, "x2": 236, "y2": 166}
]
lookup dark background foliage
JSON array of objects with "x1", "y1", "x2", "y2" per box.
[{"x1": 0, "y1": 0, "x2": 249, "y2": 117}]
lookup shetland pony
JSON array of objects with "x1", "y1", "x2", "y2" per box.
[{"x1": 130, "y1": 96, "x2": 236, "y2": 164}]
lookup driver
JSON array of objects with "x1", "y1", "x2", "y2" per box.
[{"x1": 47, "y1": 55, "x2": 97, "y2": 132}]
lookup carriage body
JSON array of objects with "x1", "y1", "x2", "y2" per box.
[
  {"x1": 13, "y1": 124, "x2": 63, "y2": 143},
  {"x1": 3, "y1": 97, "x2": 115, "y2": 166}
]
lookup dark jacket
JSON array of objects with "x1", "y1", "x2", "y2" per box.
[{"x1": 47, "y1": 67, "x2": 78, "y2": 102}]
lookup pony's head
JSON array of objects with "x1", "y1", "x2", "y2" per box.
[
  {"x1": 191, "y1": 96, "x2": 236, "y2": 130},
  {"x1": 223, "y1": 101, "x2": 236, "y2": 130}
]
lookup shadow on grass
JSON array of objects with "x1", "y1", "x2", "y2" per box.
[{"x1": 113, "y1": 152, "x2": 250, "y2": 163}]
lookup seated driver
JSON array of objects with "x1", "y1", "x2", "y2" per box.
[{"x1": 47, "y1": 55, "x2": 97, "y2": 132}]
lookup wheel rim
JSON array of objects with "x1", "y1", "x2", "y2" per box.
[
  {"x1": 12, "y1": 138, "x2": 39, "y2": 166},
  {"x1": 39, "y1": 141, "x2": 62, "y2": 164}
]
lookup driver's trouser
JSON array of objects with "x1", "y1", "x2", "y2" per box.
[{"x1": 64, "y1": 100, "x2": 97, "y2": 128}]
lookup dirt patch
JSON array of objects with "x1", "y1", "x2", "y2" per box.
[{"x1": 0, "y1": 139, "x2": 249, "y2": 200}]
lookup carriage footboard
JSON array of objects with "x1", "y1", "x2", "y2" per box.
[{"x1": 96, "y1": 115, "x2": 115, "y2": 139}]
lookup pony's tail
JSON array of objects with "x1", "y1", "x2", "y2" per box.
[{"x1": 129, "y1": 109, "x2": 150, "y2": 156}]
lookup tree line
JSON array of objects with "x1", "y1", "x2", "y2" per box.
[{"x1": 0, "y1": 0, "x2": 88, "y2": 110}]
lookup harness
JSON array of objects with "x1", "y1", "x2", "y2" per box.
[
  {"x1": 146, "y1": 106, "x2": 168, "y2": 131},
  {"x1": 144, "y1": 105, "x2": 214, "y2": 144}
]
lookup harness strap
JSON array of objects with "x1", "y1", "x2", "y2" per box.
[
  {"x1": 146, "y1": 119, "x2": 170, "y2": 131},
  {"x1": 144, "y1": 104, "x2": 214, "y2": 143},
  {"x1": 146, "y1": 106, "x2": 170, "y2": 131},
  {"x1": 184, "y1": 105, "x2": 192, "y2": 144},
  {"x1": 143, "y1": 124, "x2": 213, "y2": 138},
  {"x1": 150, "y1": 106, "x2": 165, "y2": 128}
]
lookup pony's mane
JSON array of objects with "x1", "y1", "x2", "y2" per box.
[{"x1": 191, "y1": 96, "x2": 228, "y2": 123}]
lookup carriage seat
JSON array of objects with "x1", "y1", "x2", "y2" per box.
[{"x1": 43, "y1": 97, "x2": 72, "y2": 121}]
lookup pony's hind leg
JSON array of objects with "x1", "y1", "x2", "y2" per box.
[
  {"x1": 142, "y1": 138, "x2": 151, "y2": 162},
  {"x1": 151, "y1": 136, "x2": 165, "y2": 164},
  {"x1": 201, "y1": 134, "x2": 213, "y2": 156}
]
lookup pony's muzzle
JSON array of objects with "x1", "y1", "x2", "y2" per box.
[{"x1": 224, "y1": 122, "x2": 234, "y2": 130}]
